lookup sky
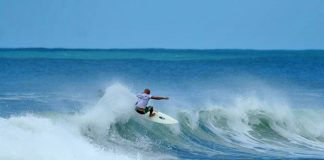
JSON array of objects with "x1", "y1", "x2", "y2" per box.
[{"x1": 0, "y1": 0, "x2": 323, "y2": 49}]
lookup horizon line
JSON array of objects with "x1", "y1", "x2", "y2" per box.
[{"x1": 0, "y1": 47, "x2": 323, "y2": 51}]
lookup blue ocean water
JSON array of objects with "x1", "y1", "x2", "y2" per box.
[{"x1": 1, "y1": 49, "x2": 324, "y2": 159}]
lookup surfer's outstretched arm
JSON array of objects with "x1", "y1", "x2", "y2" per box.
[{"x1": 151, "y1": 96, "x2": 169, "y2": 100}]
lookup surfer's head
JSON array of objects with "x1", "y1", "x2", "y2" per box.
[{"x1": 144, "y1": 89, "x2": 151, "y2": 94}]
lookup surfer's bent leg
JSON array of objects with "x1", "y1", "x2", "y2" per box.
[{"x1": 146, "y1": 106, "x2": 155, "y2": 117}]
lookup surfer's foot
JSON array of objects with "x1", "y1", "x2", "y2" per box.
[{"x1": 149, "y1": 113, "x2": 156, "y2": 117}]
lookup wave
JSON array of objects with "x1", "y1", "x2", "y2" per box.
[
  {"x1": 1, "y1": 83, "x2": 324, "y2": 159},
  {"x1": 78, "y1": 83, "x2": 324, "y2": 159},
  {"x1": 0, "y1": 84, "x2": 176, "y2": 160},
  {"x1": 102, "y1": 92, "x2": 324, "y2": 159}
]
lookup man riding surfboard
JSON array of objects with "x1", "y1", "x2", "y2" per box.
[{"x1": 135, "y1": 89, "x2": 169, "y2": 117}]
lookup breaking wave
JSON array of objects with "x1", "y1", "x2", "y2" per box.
[{"x1": 1, "y1": 83, "x2": 324, "y2": 159}]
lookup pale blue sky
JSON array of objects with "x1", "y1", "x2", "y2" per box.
[{"x1": 0, "y1": 0, "x2": 323, "y2": 49}]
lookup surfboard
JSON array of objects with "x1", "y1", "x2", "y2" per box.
[{"x1": 140, "y1": 111, "x2": 178, "y2": 124}]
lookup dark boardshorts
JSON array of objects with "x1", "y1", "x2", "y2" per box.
[{"x1": 135, "y1": 106, "x2": 153, "y2": 114}]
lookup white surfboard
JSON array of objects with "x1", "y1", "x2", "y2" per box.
[{"x1": 140, "y1": 111, "x2": 178, "y2": 124}]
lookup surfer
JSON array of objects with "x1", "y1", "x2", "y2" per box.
[{"x1": 135, "y1": 89, "x2": 169, "y2": 117}]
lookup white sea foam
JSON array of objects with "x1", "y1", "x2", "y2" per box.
[
  {"x1": 0, "y1": 83, "x2": 176, "y2": 160},
  {"x1": 0, "y1": 115, "x2": 135, "y2": 160}
]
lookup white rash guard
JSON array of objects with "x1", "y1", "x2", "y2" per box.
[{"x1": 135, "y1": 93, "x2": 152, "y2": 108}]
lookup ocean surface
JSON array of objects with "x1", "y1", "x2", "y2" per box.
[{"x1": 1, "y1": 49, "x2": 324, "y2": 160}]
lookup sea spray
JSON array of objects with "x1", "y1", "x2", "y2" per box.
[{"x1": 76, "y1": 83, "x2": 136, "y2": 138}]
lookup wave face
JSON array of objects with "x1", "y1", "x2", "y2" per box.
[{"x1": 1, "y1": 49, "x2": 324, "y2": 159}]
